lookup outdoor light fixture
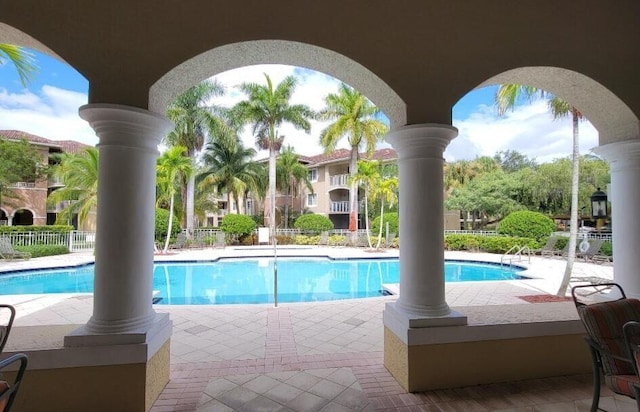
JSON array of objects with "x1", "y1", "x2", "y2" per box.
[{"x1": 590, "y1": 187, "x2": 608, "y2": 219}]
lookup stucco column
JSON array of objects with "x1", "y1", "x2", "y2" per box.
[
  {"x1": 69, "y1": 104, "x2": 172, "y2": 339},
  {"x1": 384, "y1": 124, "x2": 467, "y2": 328},
  {"x1": 594, "y1": 140, "x2": 640, "y2": 299}
]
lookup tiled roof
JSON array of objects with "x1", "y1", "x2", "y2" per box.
[
  {"x1": 0, "y1": 130, "x2": 90, "y2": 154},
  {"x1": 304, "y1": 147, "x2": 397, "y2": 166}
]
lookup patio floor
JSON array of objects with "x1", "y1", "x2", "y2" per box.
[{"x1": 0, "y1": 247, "x2": 631, "y2": 411}]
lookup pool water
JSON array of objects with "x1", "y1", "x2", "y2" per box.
[{"x1": 0, "y1": 258, "x2": 524, "y2": 305}]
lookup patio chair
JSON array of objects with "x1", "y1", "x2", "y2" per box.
[
  {"x1": 169, "y1": 233, "x2": 187, "y2": 250},
  {"x1": 577, "y1": 239, "x2": 605, "y2": 262},
  {"x1": 0, "y1": 353, "x2": 28, "y2": 412},
  {"x1": 572, "y1": 283, "x2": 640, "y2": 412},
  {"x1": 0, "y1": 306, "x2": 15, "y2": 354},
  {"x1": 535, "y1": 236, "x2": 559, "y2": 257},
  {"x1": 213, "y1": 231, "x2": 226, "y2": 249},
  {"x1": 623, "y1": 320, "x2": 640, "y2": 405},
  {"x1": 0, "y1": 239, "x2": 30, "y2": 261}
]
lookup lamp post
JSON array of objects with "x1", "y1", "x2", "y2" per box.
[{"x1": 590, "y1": 187, "x2": 608, "y2": 231}]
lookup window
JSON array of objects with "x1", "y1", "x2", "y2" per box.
[
  {"x1": 307, "y1": 193, "x2": 318, "y2": 207},
  {"x1": 308, "y1": 168, "x2": 318, "y2": 182}
]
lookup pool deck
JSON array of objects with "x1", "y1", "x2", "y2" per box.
[{"x1": 0, "y1": 247, "x2": 631, "y2": 412}]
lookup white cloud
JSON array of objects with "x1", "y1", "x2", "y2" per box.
[
  {"x1": 0, "y1": 85, "x2": 98, "y2": 146},
  {"x1": 449, "y1": 100, "x2": 599, "y2": 163}
]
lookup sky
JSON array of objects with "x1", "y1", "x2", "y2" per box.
[{"x1": 0, "y1": 49, "x2": 599, "y2": 164}]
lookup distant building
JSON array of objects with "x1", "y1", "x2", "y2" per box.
[{"x1": 0, "y1": 130, "x2": 92, "y2": 229}]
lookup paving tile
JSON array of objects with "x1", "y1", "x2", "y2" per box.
[
  {"x1": 317, "y1": 401, "x2": 355, "y2": 412},
  {"x1": 217, "y1": 386, "x2": 259, "y2": 410},
  {"x1": 285, "y1": 391, "x2": 328, "y2": 412},
  {"x1": 332, "y1": 387, "x2": 370, "y2": 410},
  {"x1": 196, "y1": 399, "x2": 234, "y2": 412},
  {"x1": 238, "y1": 395, "x2": 284, "y2": 412},
  {"x1": 244, "y1": 375, "x2": 282, "y2": 394},
  {"x1": 309, "y1": 379, "x2": 347, "y2": 400},
  {"x1": 264, "y1": 382, "x2": 304, "y2": 404},
  {"x1": 203, "y1": 378, "x2": 237, "y2": 398},
  {"x1": 286, "y1": 371, "x2": 322, "y2": 391}
]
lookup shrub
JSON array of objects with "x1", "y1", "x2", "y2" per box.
[
  {"x1": 601, "y1": 241, "x2": 612, "y2": 256},
  {"x1": 497, "y1": 211, "x2": 555, "y2": 240},
  {"x1": 14, "y1": 244, "x2": 69, "y2": 257},
  {"x1": 155, "y1": 208, "x2": 181, "y2": 242},
  {"x1": 0, "y1": 225, "x2": 73, "y2": 233},
  {"x1": 371, "y1": 212, "x2": 399, "y2": 236},
  {"x1": 294, "y1": 214, "x2": 333, "y2": 234},
  {"x1": 220, "y1": 214, "x2": 257, "y2": 236},
  {"x1": 328, "y1": 235, "x2": 346, "y2": 246},
  {"x1": 444, "y1": 234, "x2": 538, "y2": 254}
]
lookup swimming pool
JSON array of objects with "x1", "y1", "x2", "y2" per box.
[{"x1": 0, "y1": 258, "x2": 525, "y2": 305}]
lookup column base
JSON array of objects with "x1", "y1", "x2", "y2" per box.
[
  {"x1": 64, "y1": 313, "x2": 171, "y2": 352},
  {"x1": 384, "y1": 301, "x2": 467, "y2": 331}
]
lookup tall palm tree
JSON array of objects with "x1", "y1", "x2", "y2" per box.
[
  {"x1": 157, "y1": 146, "x2": 193, "y2": 253},
  {"x1": 165, "y1": 80, "x2": 229, "y2": 238},
  {"x1": 47, "y1": 147, "x2": 99, "y2": 227},
  {"x1": 276, "y1": 146, "x2": 313, "y2": 229},
  {"x1": 371, "y1": 175, "x2": 399, "y2": 249},
  {"x1": 200, "y1": 140, "x2": 262, "y2": 214},
  {"x1": 0, "y1": 44, "x2": 37, "y2": 86},
  {"x1": 231, "y1": 73, "x2": 314, "y2": 241},
  {"x1": 318, "y1": 83, "x2": 388, "y2": 233},
  {"x1": 351, "y1": 160, "x2": 381, "y2": 248},
  {"x1": 496, "y1": 85, "x2": 583, "y2": 296}
]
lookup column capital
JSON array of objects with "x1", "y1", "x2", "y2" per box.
[
  {"x1": 79, "y1": 103, "x2": 173, "y2": 151},
  {"x1": 385, "y1": 123, "x2": 458, "y2": 159},
  {"x1": 593, "y1": 139, "x2": 640, "y2": 172}
]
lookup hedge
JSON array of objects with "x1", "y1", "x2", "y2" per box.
[
  {"x1": 444, "y1": 234, "x2": 538, "y2": 254},
  {"x1": 497, "y1": 211, "x2": 555, "y2": 240},
  {"x1": 371, "y1": 212, "x2": 399, "y2": 236},
  {"x1": 0, "y1": 225, "x2": 73, "y2": 233},
  {"x1": 294, "y1": 214, "x2": 334, "y2": 234},
  {"x1": 14, "y1": 244, "x2": 69, "y2": 257}
]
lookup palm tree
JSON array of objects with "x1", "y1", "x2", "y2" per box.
[
  {"x1": 496, "y1": 85, "x2": 583, "y2": 296},
  {"x1": 165, "y1": 80, "x2": 229, "y2": 238},
  {"x1": 351, "y1": 160, "x2": 381, "y2": 248},
  {"x1": 231, "y1": 73, "x2": 314, "y2": 241},
  {"x1": 0, "y1": 44, "x2": 37, "y2": 86},
  {"x1": 200, "y1": 140, "x2": 262, "y2": 215},
  {"x1": 156, "y1": 146, "x2": 193, "y2": 253},
  {"x1": 276, "y1": 146, "x2": 313, "y2": 229},
  {"x1": 371, "y1": 175, "x2": 399, "y2": 249},
  {"x1": 317, "y1": 83, "x2": 388, "y2": 234},
  {"x1": 47, "y1": 147, "x2": 99, "y2": 227}
]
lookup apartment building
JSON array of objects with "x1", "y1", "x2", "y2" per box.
[{"x1": 0, "y1": 130, "x2": 90, "y2": 228}]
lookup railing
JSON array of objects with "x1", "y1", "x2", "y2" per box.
[
  {"x1": 0, "y1": 231, "x2": 96, "y2": 252},
  {"x1": 444, "y1": 230, "x2": 501, "y2": 236},
  {"x1": 501, "y1": 245, "x2": 531, "y2": 266},
  {"x1": 47, "y1": 200, "x2": 74, "y2": 213},
  {"x1": 9, "y1": 182, "x2": 36, "y2": 188},
  {"x1": 48, "y1": 177, "x2": 65, "y2": 187},
  {"x1": 329, "y1": 174, "x2": 349, "y2": 187},
  {"x1": 330, "y1": 201, "x2": 350, "y2": 213}
]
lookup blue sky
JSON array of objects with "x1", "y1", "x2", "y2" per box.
[{"x1": 0, "y1": 49, "x2": 599, "y2": 163}]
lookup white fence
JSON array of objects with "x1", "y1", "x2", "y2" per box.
[{"x1": 0, "y1": 231, "x2": 95, "y2": 252}]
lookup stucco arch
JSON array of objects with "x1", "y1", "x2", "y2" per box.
[
  {"x1": 149, "y1": 40, "x2": 407, "y2": 128},
  {"x1": 477, "y1": 67, "x2": 640, "y2": 146},
  {"x1": 0, "y1": 22, "x2": 65, "y2": 63}
]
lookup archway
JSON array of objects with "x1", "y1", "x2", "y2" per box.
[
  {"x1": 12, "y1": 208, "x2": 33, "y2": 225},
  {"x1": 0, "y1": 209, "x2": 7, "y2": 225}
]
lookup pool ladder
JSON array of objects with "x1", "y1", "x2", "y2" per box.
[{"x1": 501, "y1": 245, "x2": 531, "y2": 267}]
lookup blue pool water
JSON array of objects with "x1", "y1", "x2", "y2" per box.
[{"x1": 0, "y1": 258, "x2": 524, "y2": 305}]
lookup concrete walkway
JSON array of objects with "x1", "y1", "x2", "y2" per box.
[{"x1": 1, "y1": 248, "x2": 631, "y2": 411}]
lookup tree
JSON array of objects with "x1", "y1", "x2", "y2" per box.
[
  {"x1": 231, "y1": 73, "x2": 314, "y2": 241},
  {"x1": 276, "y1": 146, "x2": 313, "y2": 229},
  {"x1": 0, "y1": 137, "x2": 45, "y2": 212},
  {"x1": 318, "y1": 83, "x2": 388, "y2": 234},
  {"x1": 200, "y1": 140, "x2": 262, "y2": 215},
  {"x1": 494, "y1": 149, "x2": 537, "y2": 173},
  {"x1": 370, "y1": 175, "x2": 399, "y2": 249},
  {"x1": 47, "y1": 147, "x2": 99, "y2": 226},
  {"x1": 351, "y1": 160, "x2": 381, "y2": 248},
  {"x1": 165, "y1": 80, "x2": 229, "y2": 238},
  {"x1": 496, "y1": 85, "x2": 583, "y2": 296},
  {"x1": 0, "y1": 44, "x2": 37, "y2": 86},
  {"x1": 156, "y1": 146, "x2": 193, "y2": 253}
]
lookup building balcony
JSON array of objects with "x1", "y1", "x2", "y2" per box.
[
  {"x1": 10, "y1": 181, "x2": 36, "y2": 189},
  {"x1": 47, "y1": 200, "x2": 74, "y2": 213},
  {"x1": 48, "y1": 177, "x2": 65, "y2": 188},
  {"x1": 329, "y1": 174, "x2": 349, "y2": 188},
  {"x1": 330, "y1": 201, "x2": 350, "y2": 213}
]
